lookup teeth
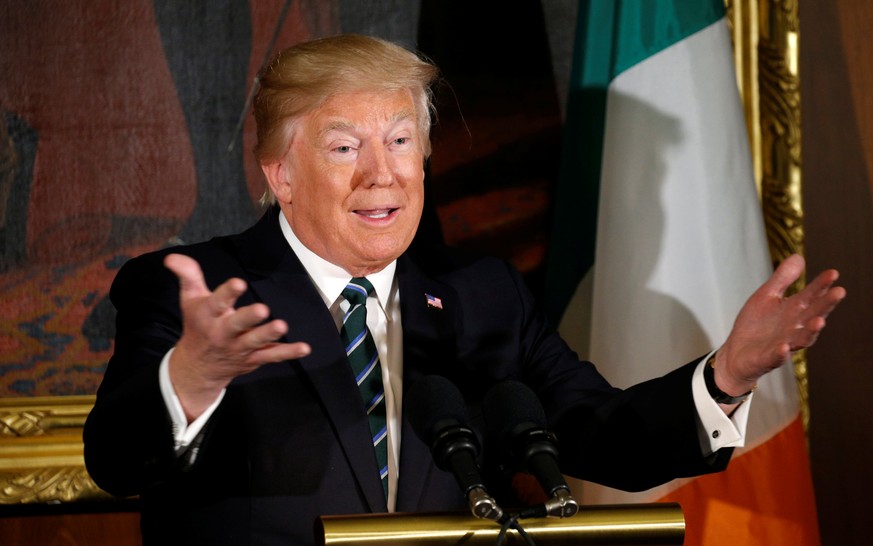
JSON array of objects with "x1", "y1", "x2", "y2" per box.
[{"x1": 361, "y1": 210, "x2": 391, "y2": 219}]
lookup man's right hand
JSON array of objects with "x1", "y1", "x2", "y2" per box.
[{"x1": 164, "y1": 253, "x2": 312, "y2": 421}]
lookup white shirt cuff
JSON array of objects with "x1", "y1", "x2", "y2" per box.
[
  {"x1": 691, "y1": 351, "x2": 752, "y2": 455},
  {"x1": 159, "y1": 348, "x2": 226, "y2": 453}
]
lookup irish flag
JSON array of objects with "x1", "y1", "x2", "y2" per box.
[{"x1": 545, "y1": 1, "x2": 820, "y2": 544}]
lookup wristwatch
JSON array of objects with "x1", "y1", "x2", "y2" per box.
[{"x1": 703, "y1": 353, "x2": 755, "y2": 405}]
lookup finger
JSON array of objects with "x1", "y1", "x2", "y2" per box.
[
  {"x1": 788, "y1": 316, "x2": 826, "y2": 350},
  {"x1": 762, "y1": 254, "x2": 805, "y2": 298},
  {"x1": 164, "y1": 253, "x2": 210, "y2": 299},
  {"x1": 798, "y1": 268, "x2": 840, "y2": 301},
  {"x1": 227, "y1": 304, "x2": 277, "y2": 337},
  {"x1": 772, "y1": 341, "x2": 792, "y2": 366},
  {"x1": 208, "y1": 277, "x2": 249, "y2": 316},
  {"x1": 811, "y1": 285, "x2": 846, "y2": 316},
  {"x1": 235, "y1": 323, "x2": 306, "y2": 365},
  {"x1": 248, "y1": 341, "x2": 312, "y2": 366},
  {"x1": 797, "y1": 283, "x2": 846, "y2": 324}
]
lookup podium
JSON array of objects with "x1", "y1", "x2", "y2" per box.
[{"x1": 318, "y1": 503, "x2": 684, "y2": 545}]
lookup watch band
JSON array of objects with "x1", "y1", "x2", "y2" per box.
[{"x1": 703, "y1": 353, "x2": 755, "y2": 405}]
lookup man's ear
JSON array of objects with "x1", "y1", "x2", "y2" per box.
[{"x1": 261, "y1": 161, "x2": 292, "y2": 203}]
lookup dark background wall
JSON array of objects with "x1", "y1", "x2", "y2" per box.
[
  {"x1": 0, "y1": 1, "x2": 870, "y2": 544},
  {"x1": 801, "y1": 1, "x2": 873, "y2": 545}
]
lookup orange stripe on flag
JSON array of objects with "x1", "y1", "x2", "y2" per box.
[{"x1": 660, "y1": 416, "x2": 819, "y2": 545}]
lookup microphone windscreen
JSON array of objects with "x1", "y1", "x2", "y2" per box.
[
  {"x1": 406, "y1": 375, "x2": 470, "y2": 442},
  {"x1": 482, "y1": 380, "x2": 547, "y2": 441}
]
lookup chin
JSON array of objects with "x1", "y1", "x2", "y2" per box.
[
  {"x1": 349, "y1": 246, "x2": 405, "y2": 273},
  {"x1": 363, "y1": 233, "x2": 412, "y2": 256},
  {"x1": 361, "y1": 250, "x2": 403, "y2": 266}
]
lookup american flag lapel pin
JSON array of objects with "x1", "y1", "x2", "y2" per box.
[{"x1": 425, "y1": 293, "x2": 443, "y2": 310}]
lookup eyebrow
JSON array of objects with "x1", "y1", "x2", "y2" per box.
[{"x1": 319, "y1": 120, "x2": 356, "y2": 137}]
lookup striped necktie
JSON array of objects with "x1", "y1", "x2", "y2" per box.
[{"x1": 340, "y1": 277, "x2": 388, "y2": 499}]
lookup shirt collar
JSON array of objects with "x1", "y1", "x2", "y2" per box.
[{"x1": 278, "y1": 212, "x2": 396, "y2": 313}]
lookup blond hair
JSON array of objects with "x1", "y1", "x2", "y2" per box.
[{"x1": 253, "y1": 34, "x2": 439, "y2": 204}]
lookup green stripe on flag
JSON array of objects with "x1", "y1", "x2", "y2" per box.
[
  {"x1": 610, "y1": 0, "x2": 725, "y2": 76},
  {"x1": 545, "y1": 0, "x2": 725, "y2": 326}
]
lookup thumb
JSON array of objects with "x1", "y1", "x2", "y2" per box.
[
  {"x1": 761, "y1": 253, "x2": 804, "y2": 298},
  {"x1": 164, "y1": 253, "x2": 210, "y2": 301}
]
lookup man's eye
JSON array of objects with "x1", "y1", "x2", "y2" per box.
[
  {"x1": 336, "y1": 145, "x2": 352, "y2": 153},
  {"x1": 394, "y1": 137, "x2": 409, "y2": 145}
]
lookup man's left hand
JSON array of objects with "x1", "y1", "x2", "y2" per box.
[{"x1": 713, "y1": 253, "x2": 846, "y2": 400}]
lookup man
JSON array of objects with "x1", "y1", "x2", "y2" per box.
[{"x1": 83, "y1": 34, "x2": 845, "y2": 546}]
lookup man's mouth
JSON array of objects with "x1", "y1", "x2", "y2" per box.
[{"x1": 355, "y1": 208, "x2": 397, "y2": 219}]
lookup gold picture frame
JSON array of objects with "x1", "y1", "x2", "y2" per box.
[
  {"x1": 0, "y1": 395, "x2": 106, "y2": 503},
  {"x1": 727, "y1": 0, "x2": 809, "y2": 429},
  {"x1": 0, "y1": 0, "x2": 804, "y2": 505}
]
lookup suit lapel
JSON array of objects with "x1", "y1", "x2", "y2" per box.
[
  {"x1": 394, "y1": 253, "x2": 462, "y2": 511},
  {"x1": 237, "y1": 209, "x2": 388, "y2": 512}
]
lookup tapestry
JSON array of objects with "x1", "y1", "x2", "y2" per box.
[{"x1": 0, "y1": 0, "x2": 566, "y2": 396}]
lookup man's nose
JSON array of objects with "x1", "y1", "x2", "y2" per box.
[{"x1": 358, "y1": 145, "x2": 396, "y2": 187}]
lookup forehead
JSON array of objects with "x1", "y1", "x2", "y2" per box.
[{"x1": 306, "y1": 88, "x2": 419, "y2": 135}]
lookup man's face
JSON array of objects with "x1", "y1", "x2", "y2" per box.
[{"x1": 266, "y1": 89, "x2": 426, "y2": 276}]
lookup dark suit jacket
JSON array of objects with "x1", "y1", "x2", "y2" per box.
[{"x1": 84, "y1": 207, "x2": 732, "y2": 545}]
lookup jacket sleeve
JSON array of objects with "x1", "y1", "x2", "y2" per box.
[
  {"x1": 83, "y1": 249, "x2": 193, "y2": 497},
  {"x1": 502, "y1": 259, "x2": 733, "y2": 491}
]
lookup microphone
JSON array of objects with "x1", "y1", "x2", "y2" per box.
[
  {"x1": 406, "y1": 375, "x2": 504, "y2": 521},
  {"x1": 483, "y1": 380, "x2": 579, "y2": 519}
]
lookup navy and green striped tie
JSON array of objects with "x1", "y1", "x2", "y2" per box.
[{"x1": 340, "y1": 278, "x2": 388, "y2": 499}]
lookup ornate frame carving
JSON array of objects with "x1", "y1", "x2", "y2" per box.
[{"x1": 0, "y1": 395, "x2": 107, "y2": 503}]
